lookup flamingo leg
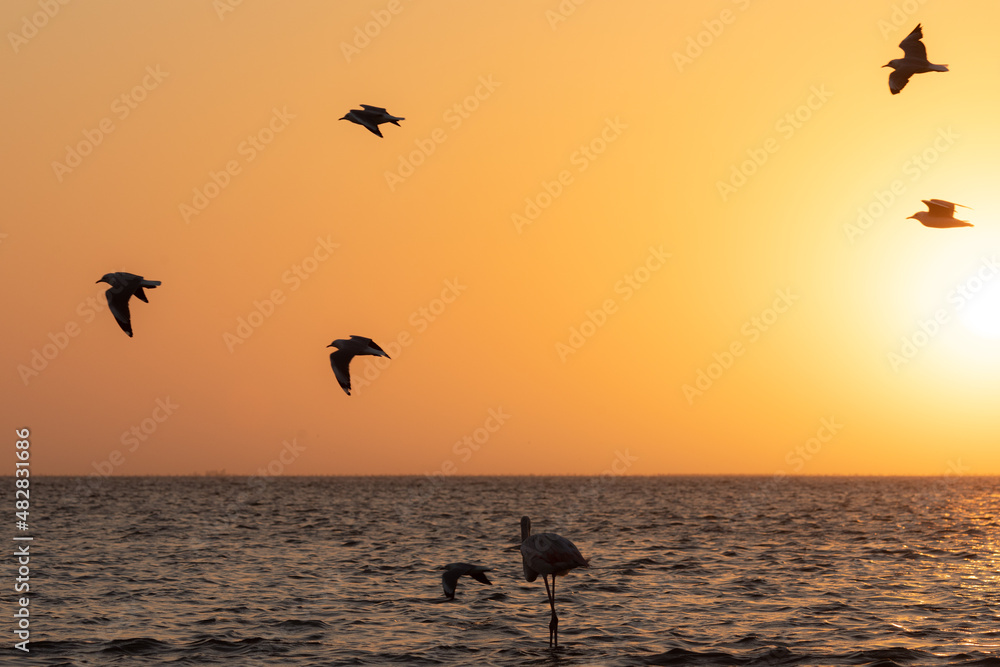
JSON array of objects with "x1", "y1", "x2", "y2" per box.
[{"x1": 544, "y1": 574, "x2": 558, "y2": 648}]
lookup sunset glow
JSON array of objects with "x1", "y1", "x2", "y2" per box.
[{"x1": 5, "y1": 0, "x2": 1000, "y2": 477}]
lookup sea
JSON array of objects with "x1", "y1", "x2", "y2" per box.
[{"x1": 14, "y1": 475, "x2": 1000, "y2": 666}]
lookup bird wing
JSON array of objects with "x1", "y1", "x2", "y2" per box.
[
  {"x1": 105, "y1": 288, "x2": 134, "y2": 337},
  {"x1": 927, "y1": 198, "x2": 969, "y2": 211},
  {"x1": 115, "y1": 271, "x2": 142, "y2": 284},
  {"x1": 360, "y1": 105, "x2": 404, "y2": 123},
  {"x1": 133, "y1": 279, "x2": 160, "y2": 303},
  {"x1": 367, "y1": 340, "x2": 389, "y2": 357},
  {"x1": 353, "y1": 111, "x2": 385, "y2": 136},
  {"x1": 899, "y1": 24, "x2": 927, "y2": 60},
  {"x1": 441, "y1": 569, "x2": 461, "y2": 598},
  {"x1": 521, "y1": 533, "x2": 589, "y2": 576},
  {"x1": 520, "y1": 551, "x2": 539, "y2": 582},
  {"x1": 440, "y1": 563, "x2": 492, "y2": 597},
  {"x1": 329, "y1": 350, "x2": 354, "y2": 395},
  {"x1": 348, "y1": 335, "x2": 389, "y2": 358},
  {"x1": 468, "y1": 570, "x2": 492, "y2": 586},
  {"x1": 344, "y1": 111, "x2": 384, "y2": 137},
  {"x1": 923, "y1": 199, "x2": 956, "y2": 216},
  {"x1": 888, "y1": 70, "x2": 912, "y2": 95}
]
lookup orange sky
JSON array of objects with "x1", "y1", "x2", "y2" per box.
[{"x1": 4, "y1": 0, "x2": 1000, "y2": 477}]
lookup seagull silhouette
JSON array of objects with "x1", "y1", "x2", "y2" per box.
[
  {"x1": 339, "y1": 105, "x2": 405, "y2": 137},
  {"x1": 95, "y1": 272, "x2": 161, "y2": 337},
  {"x1": 440, "y1": 563, "x2": 492, "y2": 599},
  {"x1": 327, "y1": 335, "x2": 390, "y2": 395},
  {"x1": 884, "y1": 24, "x2": 948, "y2": 94},
  {"x1": 908, "y1": 199, "x2": 973, "y2": 228}
]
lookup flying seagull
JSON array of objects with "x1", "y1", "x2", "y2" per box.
[
  {"x1": 95, "y1": 272, "x2": 161, "y2": 337},
  {"x1": 441, "y1": 563, "x2": 492, "y2": 599},
  {"x1": 884, "y1": 24, "x2": 948, "y2": 94},
  {"x1": 908, "y1": 199, "x2": 973, "y2": 228},
  {"x1": 339, "y1": 105, "x2": 405, "y2": 138},
  {"x1": 327, "y1": 335, "x2": 390, "y2": 395},
  {"x1": 519, "y1": 516, "x2": 589, "y2": 648}
]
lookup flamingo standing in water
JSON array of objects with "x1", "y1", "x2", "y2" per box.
[{"x1": 519, "y1": 515, "x2": 589, "y2": 648}]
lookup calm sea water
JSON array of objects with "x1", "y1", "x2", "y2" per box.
[{"x1": 16, "y1": 476, "x2": 1000, "y2": 665}]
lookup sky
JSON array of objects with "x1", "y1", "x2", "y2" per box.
[{"x1": 4, "y1": 0, "x2": 1000, "y2": 477}]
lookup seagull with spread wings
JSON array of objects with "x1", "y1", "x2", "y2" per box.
[
  {"x1": 326, "y1": 335, "x2": 390, "y2": 395},
  {"x1": 95, "y1": 272, "x2": 161, "y2": 338},
  {"x1": 908, "y1": 199, "x2": 973, "y2": 228},
  {"x1": 339, "y1": 105, "x2": 405, "y2": 137},
  {"x1": 883, "y1": 24, "x2": 948, "y2": 94}
]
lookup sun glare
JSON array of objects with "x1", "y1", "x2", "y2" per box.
[{"x1": 957, "y1": 278, "x2": 1000, "y2": 339}]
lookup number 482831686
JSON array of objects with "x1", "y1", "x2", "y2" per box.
[{"x1": 15, "y1": 428, "x2": 29, "y2": 525}]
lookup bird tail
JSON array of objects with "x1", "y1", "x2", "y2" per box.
[
  {"x1": 931, "y1": 64, "x2": 949, "y2": 72},
  {"x1": 141, "y1": 280, "x2": 161, "y2": 287}
]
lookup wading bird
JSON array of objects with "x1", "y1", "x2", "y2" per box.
[
  {"x1": 884, "y1": 24, "x2": 948, "y2": 94},
  {"x1": 440, "y1": 563, "x2": 492, "y2": 599},
  {"x1": 908, "y1": 199, "x2": 973, "y2": 228},
  {"x1": 327, "y1": 335, "x2": 390, "y2": 395},
  {"x1": 95, "y1": 272, "x2": 161, "y2": 337},
  {"x1": 339, "y1": 105, "x2": 405, "y2": 137},
  {"x1": 519, "y1": 515, "x2": 589, "y2": 648}
]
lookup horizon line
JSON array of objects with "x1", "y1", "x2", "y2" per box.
[{"x1": 31, "y1": 473, "x2": 992, "y2": 478}]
